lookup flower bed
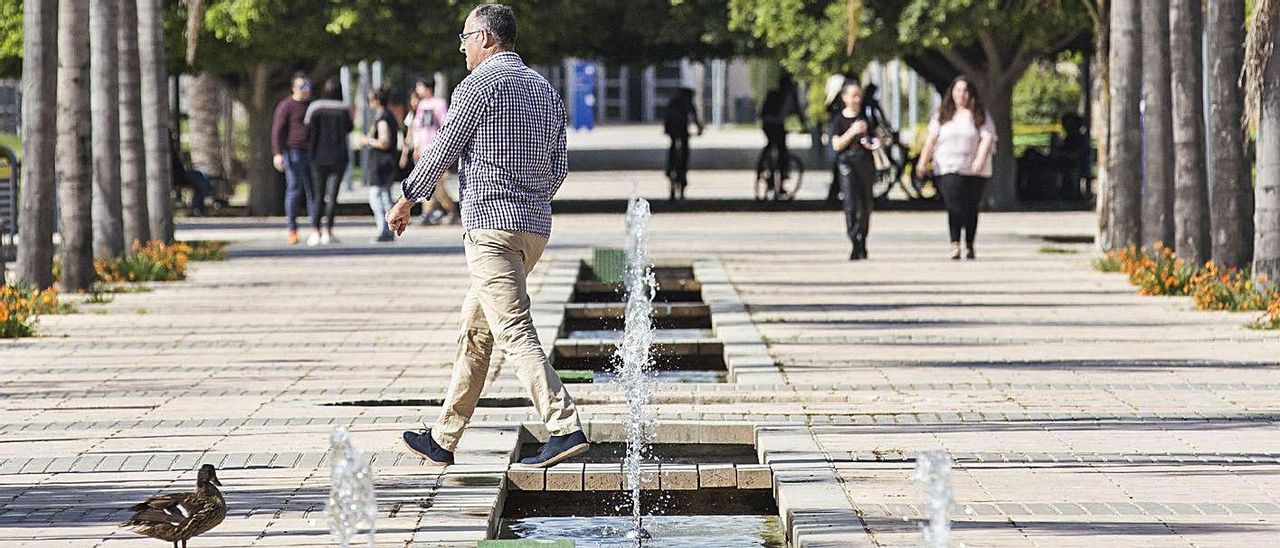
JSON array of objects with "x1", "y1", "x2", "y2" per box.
[{"x1": 1094, "y1": 243, "x2": 1279, "y2": 329}]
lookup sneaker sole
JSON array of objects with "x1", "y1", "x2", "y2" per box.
[
  {"x1": 516, "y1": 442, "x2": 590, "y2": 469},
  {"x1": 401, "y1": 436, "x2": 453, "y2": 466}
]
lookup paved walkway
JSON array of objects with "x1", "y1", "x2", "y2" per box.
[{"x1": 3, "y1": 209, "x2": 1279, "y2": 547}]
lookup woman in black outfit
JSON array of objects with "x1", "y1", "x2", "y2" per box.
[
  {"x1": 829, "y1": 81, "x2": 877, "y2": 260},
  {"x1": 305, "y1": 77, "x2": 353, "y2": 245}
]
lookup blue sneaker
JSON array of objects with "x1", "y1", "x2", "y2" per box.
[
  {"x1": 402, "y1": 428, "x2": 454, "y2": 465},
  {"x1": 518, "y1": 431, "x2": 590, "y2": 468}
]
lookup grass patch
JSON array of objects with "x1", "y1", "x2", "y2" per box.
[
  {"x1": 1039, "y1": 246, "x2": 1078, "y2": 255},
  {"x1": 180, "y1": 240, "x2": 229, "y2": 261},
  {"x1": 556, "y1": 370, "x2": 595, "y2": 384}
]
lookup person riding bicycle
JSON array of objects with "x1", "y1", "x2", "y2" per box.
[
  {"x1": 663, "y1": 88, "x2": 703, "y2": 196},
  {"x1": 760, "y1": 74, "x2": 808, "y2": 183}
]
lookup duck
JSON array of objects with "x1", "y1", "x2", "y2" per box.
[{"x1": 122, "y1": 464, "x2": 227, "y2": 548}]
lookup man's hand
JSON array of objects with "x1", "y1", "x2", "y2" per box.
[
  {"x1": 386, "y1": 197, "x2": 414, "y2": 236},
  {"x1": 273, "y1": 154, "x2": 285, "y2": 173},
  {"x1": 847, "y1": 120, "x2": 868, "y2": 136}
]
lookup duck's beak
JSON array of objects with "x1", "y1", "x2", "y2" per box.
[{"x1": 212, "y1": 476, "x2": 222, "y2": 487}]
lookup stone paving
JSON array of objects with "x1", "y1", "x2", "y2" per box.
[{"x1": 2, "y1": 207, "x2": 1280, "y2": 547}]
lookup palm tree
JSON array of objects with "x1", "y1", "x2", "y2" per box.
[
  {"x1": 137, "y1": 0, "x2": 173, "y2": 244},
  {"x1": 1141, "y1": 0, "x2": 1174, "y2": 248},
  {"x1": 1171, "y1": 0, "x2": 1212, "y2": 264},
  {"x1": 56, "y1": 0, "x2": 95, "y2": 291},
  {"x1": 1207, "y1": 0, "x2": 1255, "y2": 268},
  {"x1": 189, "y1": 73, "x2": 225, "y2": 182},
  {"x1": 118, "y1": 0, "x2": 150, "y2": 247},
  {"x1": 1245, "y1": 0, "x2": 1280, "y2": 285},
  {"x1": 1106, "y1": 0, "x2": 1142, "y2": 248},
  {"x1": 15, "y1": 0, "x2": 59, "y2": 289},
  {"x1": 91, "y1": 0, "x2": 124, "y2": 259},
  {"x1": 1080, "y1": 0, "x2": 1111, "y2": 250}
]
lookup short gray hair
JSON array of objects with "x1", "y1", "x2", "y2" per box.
[{"x1": 472, "y1": 4, "x2": 517, "y2": 48}]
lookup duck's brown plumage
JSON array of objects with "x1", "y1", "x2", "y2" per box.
[{"x1": 122, "y1": 464, "x2": 226, "y2": 548}]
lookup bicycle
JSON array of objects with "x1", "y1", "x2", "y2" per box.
[
  {"x1": 870, "y1": 132, "x2": 936, "y2": 201},
  {"x1": 666, "y1": 137, "x2": 690, "y2": 201},
  {"x1": 754, "y1": 146, "x2": 804, "y2": 201}
]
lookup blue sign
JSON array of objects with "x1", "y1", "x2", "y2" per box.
[{"x1": 571, "y1": 62, "x2": 596, "y2": 131}]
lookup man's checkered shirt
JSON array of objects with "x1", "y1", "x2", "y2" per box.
[{"x1": 400, "y1": 52, "x2": 568, "y2": 237}]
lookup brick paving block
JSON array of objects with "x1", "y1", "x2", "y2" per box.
[
  {"x1": 272, "y1": 452, "x2": 302, "y2": 469},
  {"x1": 1054, "y1": 503, "x2": 1087, "y2": 516},
  {"x1": 120, "y1": 454, "x2": 152, "y2": 472},
  {"x1": 1128, "y1": 502, "x2": 1164, "y2": 515},
  {"x1": 220, "y1": 453, "x2": 251, "y2": 470},
  {"x1": 659, "y1": 464, "x2": 697, "y2": 490},
  {"x1": 170, "y1": 453, "x2": 201, "y2": 471},
  {"x1": 507, "y1": 467, "x2": 545, "y2": 491},
  {"x1": 583, "y1": 463, "x2": 622, "y2": 491},
  {"x1": 697, "y1": 463, "x2": 736, "y2": 488},
  {"x1": 1223, "y1": 502, "x2": 1259, "y2": 515},
  {"x1": 1248, "y1": 503, "x2": 1280, "y2": 514},
  {"x1": 545, "y1": 463, "x2": 584, "y2": 491},
  {"x1": 18, "y1": 458, "x2": 52, "y2": 474},
  {"x1": 0, "y1": 458, "x2": 28, "y2": 475},
  {"x1": 43, "y1": 457, "x2": 76, "y2": 474},
  {"x1": 736, "y1": 464, "x2": 771, "y2": 489},
  {"x1": 1195, "y1": 503, "x2": 1230, "y2": 515},
  {"x1": 246, "y1": 452, "x2": 276, "y2": 469},
  {"x1": 296, "y1": 452, "x2": 325, "y2": 469},
  {"x1": 94, "y1": 455, "x2": 128, "y2": 473}
]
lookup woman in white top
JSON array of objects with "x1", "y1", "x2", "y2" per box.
[{"x1": 916, "y1": 76, "x2": 997, "y2": 260}]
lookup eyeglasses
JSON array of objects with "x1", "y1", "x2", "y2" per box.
[{"x1": 458, "y1": 29, "x2": 486, "y2": 43}]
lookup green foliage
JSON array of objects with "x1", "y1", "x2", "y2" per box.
[
  {"x1": 94, "y1": 241, "x2": 190, "y2": 283},
  {"x1": 181, "y1": 240, "x2": 229, "y2": 261},
  {"x1": 0, "y1": 285, "x2": 61, "y2": 338},
  {"x1": 1014, "y1": 53, "x2": 1083, "y2": 125},
  {"x1": 0, "y1": 0, "x2": 19, "y2": 77},
  {"x1": 1038, "y1": 246, "x2": 1078, "y2": 255}
]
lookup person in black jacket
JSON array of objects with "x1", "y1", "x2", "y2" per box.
[
  {"x1": 830, "y1": 80, "x2": 876, "y2": 260},
  {"x1": 305, "y1": 77, "x2": 354, "y2": 245}
]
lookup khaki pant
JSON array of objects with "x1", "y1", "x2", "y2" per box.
[{"x1": 432, "y1": 229, "x2": 581, "y2": 451}]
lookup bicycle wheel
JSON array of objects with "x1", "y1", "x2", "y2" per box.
[
  {"x1": 777, "y1": 154, "x2": 804, "y2": 201},
  {"x1": 754, "y1": 151, "x2": 775, "y2": 202},
  {"x1": 902, "y1": 155, "x2": 940, "y2": 201}
]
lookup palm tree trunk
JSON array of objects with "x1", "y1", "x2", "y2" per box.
[
  {"x1": 1254, "y1": 7, "x2": 1280, "y2": 285},
  {"x1": 56, "y1": 0, "x2": 94, "y2": 291},
  {"x1": 1208, "y1": 0, "x2": 1254, "y2": 268},
  {"x1": 1106, "y1": 0, "x2": 1143, "y2": 248},
  {"x1": 189, "y1": 73, "x2": 224, "y2": 180},
  {"x1": 118, "y1": 0, "x2": 149, "y2": 247},
  {"x1": 246, "y1": 63, "x2": 283, "y2": 216},
  {"x1": 1171, "y1": 0, "x2": 1212, "y2": 264},
  {"x1": 90, "y1": 0, "x2": 124, "y2": 259},
  {"x1": 1141, "y1": 0, "x2": 1175, "y2": 247},
  {"x1": 15, "y1": 0, "x2": 59, "y2": 289},
  {"x1": 137, "y1": 0, "x2": 173, "y2": 243},
  {"x1": 1083, "y1": 0, "x2": 1111, "y2": 250}
]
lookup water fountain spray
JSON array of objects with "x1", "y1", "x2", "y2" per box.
[
  {"x1": 328, "y1": 426, "x2": 377, "y2": 548},
  {"x1": 910, "y1": 449, "x2": 953, "y2": 548},
  {"x1": 614, "y1": 193, "x2": 658, "y2": 544}
]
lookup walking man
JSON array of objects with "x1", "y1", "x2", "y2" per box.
[{"x1": 388, "y1": 4, "x2": 588, "y2": 468}]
